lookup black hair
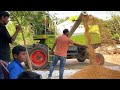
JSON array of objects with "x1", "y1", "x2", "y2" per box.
[
  {"x1": 17, "y1": 71, "x2": 42, "y2": 79},
  {"x1": 0, "y1": 11, "x2": 10, "y2": 19},
  {"x1": 63, "y1": 29, "x2": 69, "y2": 34},
  {"x1": 12, "y1": 45, "x2": 26, "y2": 55}
]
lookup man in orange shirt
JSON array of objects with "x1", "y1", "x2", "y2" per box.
[{"x1": 48, "y1": 29, "x2": 87, "y2": 79}]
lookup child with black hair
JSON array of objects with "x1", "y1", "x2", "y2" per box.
[
  {"x1": 18, "y1": 71, "x2": 42, "y2": 79},
  {"x1": 7, "y1": 45, "x2": 27, "y2": 79}
]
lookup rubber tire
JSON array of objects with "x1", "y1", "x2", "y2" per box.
[
  {"x1": 77, "y1": 47, "x2": 87, "y2": 62},
  {"x1": 95, "y1": 53, "x2": 104, "y2": 65},
  {"x1": 77, "y1": 58, "x2": 86, "y2": 62},
  {"x1": 90, "y1": 53, "x2": 105, "y2": 65},
  {"x1": 28, "y1": 44, "x2": 48, "y2": 69}
]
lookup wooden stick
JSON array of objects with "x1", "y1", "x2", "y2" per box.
[{"x1": 11, "y1": 13, "x2": 33, "y2": 71}]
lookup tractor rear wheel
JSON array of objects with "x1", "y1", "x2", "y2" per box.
[{"x1": 29, "y1": 44, "x2": 48, "y2": 69}]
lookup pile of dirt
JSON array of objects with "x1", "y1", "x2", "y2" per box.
[{"x1": 68, "y1": 65, "x2": 120, "y2": 79}]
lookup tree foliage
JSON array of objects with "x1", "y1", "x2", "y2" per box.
[
  {"x1": 104, "y1": 13, "x2": 120, "y2": 42},
  {"x1": 6, "y1": 11, "x2": 54, "y2": 46}
]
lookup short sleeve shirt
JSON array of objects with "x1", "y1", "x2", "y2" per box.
[
  {"x1": 54, "y1": 34, "x2": 74, "y2": 57},
  {"x1": 0, "y1": 23, "x2": 12, "y2": 62},
  {"x1": 7, "y1": 59, "x2": 24, "y2": 79}
]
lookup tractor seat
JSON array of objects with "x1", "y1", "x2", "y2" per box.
[{"x1": 1, "y1": 64, "x2": 9, "y2": 79}]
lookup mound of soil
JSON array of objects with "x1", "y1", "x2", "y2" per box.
[{"x1": 68, "y1": 65, "x2": 120, "y2": 79}]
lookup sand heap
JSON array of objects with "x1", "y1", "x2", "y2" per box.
[{"x1": 68, "y1": 65, "x2": 120, "y2": 79}]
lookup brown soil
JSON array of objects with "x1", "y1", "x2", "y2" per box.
[{"x1": 68, "y1": 65, "x2": 120, "y2": 79}]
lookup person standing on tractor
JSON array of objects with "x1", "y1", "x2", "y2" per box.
[
  {"x1": 0, "y1": 11, "x2": 21, "y2": 79},
  {"x1": 48, "y1": 29, "x2": 87, "y2": 79}
]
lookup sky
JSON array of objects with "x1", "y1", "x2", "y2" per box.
[{"x1": 49, "y1": 11, "x2": 112, "y2": 20}]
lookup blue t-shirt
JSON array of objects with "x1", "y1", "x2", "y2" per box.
[{"x1": 7, "y1": 59, "x2": 24, "y2": 79}]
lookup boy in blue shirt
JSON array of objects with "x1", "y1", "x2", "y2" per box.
[{"x1": 7, "y1": 45, "x2": 27, "y2": 79}]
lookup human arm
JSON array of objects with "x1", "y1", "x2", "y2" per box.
[
  {"x1": 50, "y1": 39, "x2": 57, "y2": 55},
  {"x1": 11, "y1": 25, "x2": 21, "y2": 44},
  {"x1": 0, "y1": 60, "x2": 8, "y2": 67},
  {"x1": 67, "y1": 38, "x2": 88, "y2": 48},
  {"x1": 51, "y1": 42, "x2": 56, "y2": 51},
  {"x1": 1, "y1": 25, "x2": 21, "y2": 44},
  {"x1": 73, "y1": 43, "x2": 88, "y2": 48}
]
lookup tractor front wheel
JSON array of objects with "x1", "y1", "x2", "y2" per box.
[
  {"x1": 77, "y1": 46, "x2": 87, "y2": 62},
  {"x1": 90, "y1": 53, "x2": 105, "y2": 65}
]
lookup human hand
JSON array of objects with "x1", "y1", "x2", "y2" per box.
[
  {"x1": 50, "y1": 51, "x2": 54, "y2": 55},
  {"x1": 0, "y1": 60, "x2": 8, "y2": 67},
  {"x1": 15, "y1": 25, "x2": 22, "y2": 32}
]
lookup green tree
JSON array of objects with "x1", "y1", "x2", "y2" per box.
[
  {"x1": 104, "y1": 14, "x2": 120, "y2": 42},
  {"x1": 6, "y1": 11, "x2": 54, "y2": 46}
]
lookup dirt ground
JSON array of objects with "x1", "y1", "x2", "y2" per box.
[
  {"x1": 95, "y1": 44, "x2": 120, "y2": 65},
  {"x1": 33, "y1": 45, "x2": 120, "y2": 79},
  {"x1": 33, "y1": 54, "x2": 120, "y2": 79}
]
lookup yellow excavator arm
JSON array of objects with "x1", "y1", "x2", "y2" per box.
[
  {"x1": 68, "y1": 11, "x2": 105, "y2": 65},
  {"x1": 68, "y1": 11, "x2": 88, "y2": 38}
]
